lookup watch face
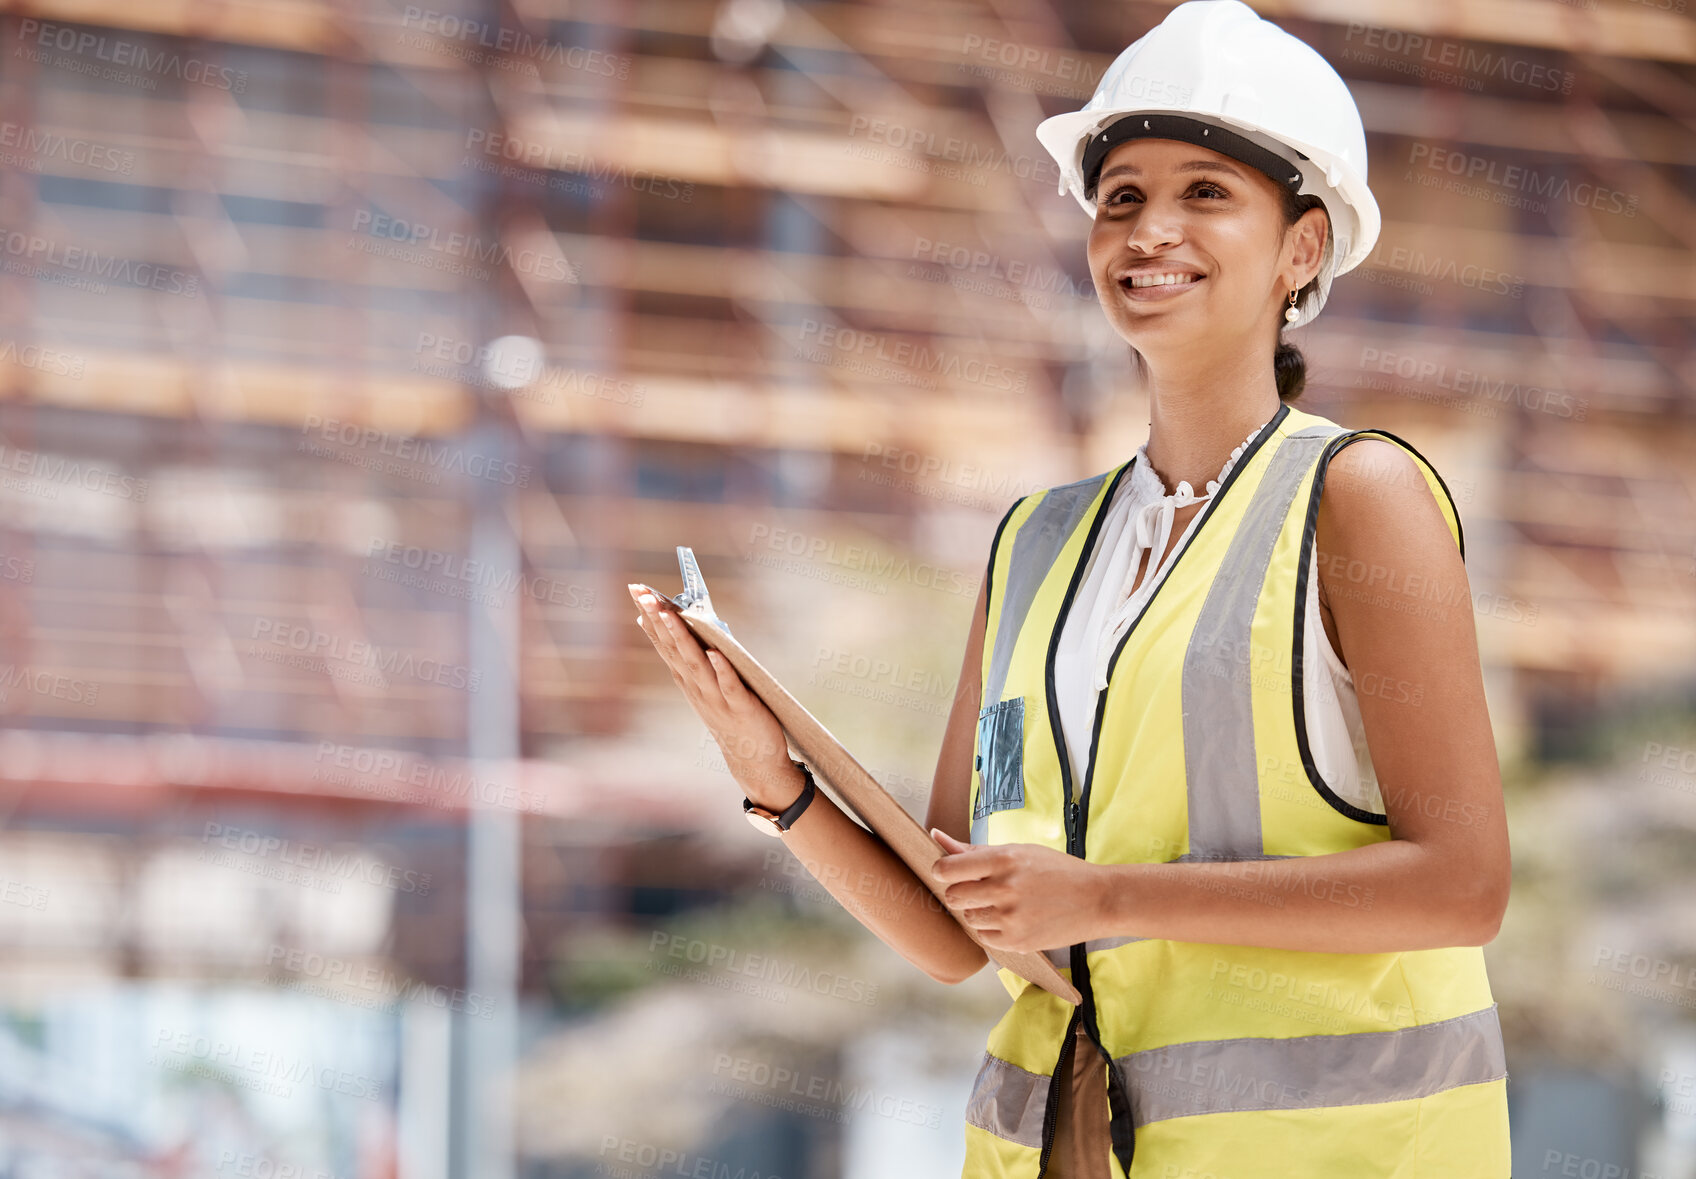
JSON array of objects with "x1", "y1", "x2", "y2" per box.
[{"x1": 744, "y1": 807, "x2": 784, "y2": 836}]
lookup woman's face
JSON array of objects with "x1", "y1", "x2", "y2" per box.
[{"x1": 1085, "y1": 136, "x2": 1324, "y2": 360}]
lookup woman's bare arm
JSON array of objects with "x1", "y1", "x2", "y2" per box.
[
  {"x1": 629, "y1": 576, "x2": 991, "y2": 984},
  {"x1": 923, "y1": 574, "x2": 992, "y2": 977}
]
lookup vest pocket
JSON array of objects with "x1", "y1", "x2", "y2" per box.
[{"x1": 973, "y1": 695, "x2": 1027, "y2": 819}]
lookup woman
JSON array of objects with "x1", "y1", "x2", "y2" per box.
[{"x1": 628, "y1": 2, "x2": 1512, "y2": 1176}]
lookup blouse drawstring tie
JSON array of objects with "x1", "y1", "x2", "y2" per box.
[{"x1": 1090, "y1": 426, "x2": 1263, "y2": 691}]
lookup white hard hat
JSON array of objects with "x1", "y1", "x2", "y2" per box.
[{"x1": 1034, "y1": 0, "x2": 1379, "y2": 329}]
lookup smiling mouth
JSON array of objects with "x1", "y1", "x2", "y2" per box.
[{"x1": 1120, "y1": 272, "x2": 1205, "y2": 291}]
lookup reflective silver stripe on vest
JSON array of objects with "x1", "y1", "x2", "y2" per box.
[
  {"x1": 1180, "y1": 426, "x2": 1342, "y2": 860},
  {"x1": 1041, "y1": 935, "x2": 1148, "y2": 969},
  {"x1": 973, "y1": 472, "x2": 1114, "y2": 844},
  {"x1": 1175, "y1": 851, "x2": 1297, "y2": 860},
  {"x1": 1113, "y1": 1004, "x2": 1507, "y2": 1127},
  {"x1": 964, "y1": 1051, "x2": 1052, "y2": 1148}
]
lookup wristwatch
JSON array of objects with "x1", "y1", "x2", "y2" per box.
[{"x1": 742, "y1": 760, "x2": 816, "y2": 836}]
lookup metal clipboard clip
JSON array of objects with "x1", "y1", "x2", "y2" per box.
[{"x1": 667, "y1": 545, "x2": 732, "y2": 638}]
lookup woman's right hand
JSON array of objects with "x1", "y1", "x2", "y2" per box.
[{"x1": 626, "y1": 582, "x2": 799, "y2": 805}]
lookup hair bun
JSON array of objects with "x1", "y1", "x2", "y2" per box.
[{"x1": 1273, "y1": 339, "x2": 1306, "y2": 401}]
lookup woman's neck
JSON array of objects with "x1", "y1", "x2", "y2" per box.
[{"x1": 1140, "y1": 348, "x2": 1282, "y2": 496}]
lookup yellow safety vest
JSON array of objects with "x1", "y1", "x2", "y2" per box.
[{"x1": 963, "y1": 402, "x2": 1509, "y2": 1178}]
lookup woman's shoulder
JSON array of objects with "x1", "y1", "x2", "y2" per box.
[
  {"x1": 1313, "y1": 434, "x2": 1462, "y2": 579},
  {"x1": 1292, "y1": 407, "x2": 1457, "y2": 518},
  {"x1": 1323, "y1": 434, "x2": 1423, "y2": 487}
]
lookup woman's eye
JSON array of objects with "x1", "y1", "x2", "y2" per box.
[{"x1": 1100, "y1": 180, "x2": 1228, "y2": 206}]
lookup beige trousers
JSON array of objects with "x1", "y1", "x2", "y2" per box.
[{"x1": 1044, "y1": 1021, "x2": 1113, "y2": 1179}]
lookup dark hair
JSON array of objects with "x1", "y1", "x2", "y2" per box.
[{"x1": 1274, "y1": 188, "x2": 1328, "y2": 401}]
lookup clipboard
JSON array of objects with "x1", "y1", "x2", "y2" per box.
[{"x1": 636, "y1": 545, "x2": 1080, "y2": 1007}]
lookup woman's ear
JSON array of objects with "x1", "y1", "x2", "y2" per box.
[{"x1": 1288, "y1": 205, "x2": 1329, "y2": 290}]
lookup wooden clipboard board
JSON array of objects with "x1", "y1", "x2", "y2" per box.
[{"x1": 636, "y1": 546, "x2": 1080, "y2": 1007}]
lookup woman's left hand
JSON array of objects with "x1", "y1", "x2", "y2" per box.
[{"x1": 928, "y1": 829, "x2": 1101, "y2": 953}]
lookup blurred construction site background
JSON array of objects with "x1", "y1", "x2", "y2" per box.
[{"x1": 0, "y1": 0, "x2": 1692, "y2": 1175}]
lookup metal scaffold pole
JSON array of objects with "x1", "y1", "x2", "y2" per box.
[
  {"x1": 455, "y1": 411, "x2": 522, "y2": 1179},
  {"x1": 453, "y1": 3, "x2": 525, "y2": 1176}
]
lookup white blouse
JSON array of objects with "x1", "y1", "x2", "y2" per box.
[{"x1": 1051, "y1": 430, "x2": 1384, "y2": 819}]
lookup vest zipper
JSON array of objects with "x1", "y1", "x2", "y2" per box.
[
  {"x1": 1037, "y1": 1007, "x2": 1081, "y2": 1177},
  {"x1": 1041, "y1": 406, "x2": 1289, "y2": 1176},
  {"x1": 1040, "y1": 461, "x2": 1137, "y2": 1177}
]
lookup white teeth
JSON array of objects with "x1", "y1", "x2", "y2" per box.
[{"x1": 1126, "y1": 272, "x2": 1201, "y2": 289}]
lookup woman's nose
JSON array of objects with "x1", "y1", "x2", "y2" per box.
[
  {"x1": 1125, "y1": 201, "x2": 1184, "y2": 253},
  {"x1": 1128, "y1": 222, "x2": 1181, "y2": 253}
]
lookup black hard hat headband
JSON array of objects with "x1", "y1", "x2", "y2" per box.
[{"x1": 1082, "y1": 112, "x2": 1308, "y2": 201}]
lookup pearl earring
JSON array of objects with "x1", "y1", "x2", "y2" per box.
[{"x1": 1284, "y1": 289, "x2": 1300, "y2": 323}]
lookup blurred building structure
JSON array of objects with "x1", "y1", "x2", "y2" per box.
[{"x1": 0, "y1": 1, "x2": 1691, "y2": 1176}]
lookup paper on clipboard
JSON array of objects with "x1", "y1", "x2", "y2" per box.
[{"x1": 638, "y1": 545, "x2": 1080, "y2": 1007}]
